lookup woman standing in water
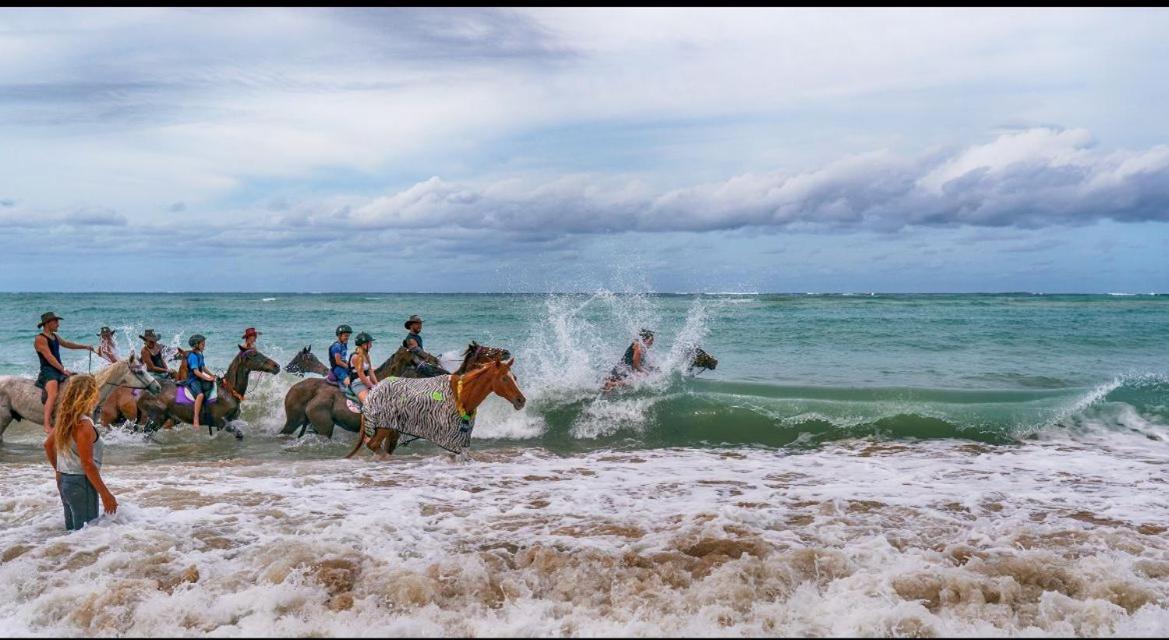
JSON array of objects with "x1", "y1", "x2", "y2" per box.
[{"x1": 43, "y1": 375, "x2": 117, "y2": 531}]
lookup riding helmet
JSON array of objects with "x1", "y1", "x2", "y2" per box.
[
  {"x1": 355, "y1": 332, "x2": 374, "y2": 347},
  {"x1": 336, "y1": 324, "x2": 353, "y2": 336},
  {"x1": 188, "y1": 334, "x2": 206, "y2": 347}
]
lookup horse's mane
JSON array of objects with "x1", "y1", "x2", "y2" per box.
[{"x1": 93, "y1": 358, "x2": 127, "y2": 388}]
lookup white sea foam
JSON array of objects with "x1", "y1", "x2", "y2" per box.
[{"x1": 2, "y1": 434, "x2": 1168, "y2": 636}]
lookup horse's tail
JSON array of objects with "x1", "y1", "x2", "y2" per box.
[{"x1": 344, "y1": 412, "x2": 367, "y2": 459}]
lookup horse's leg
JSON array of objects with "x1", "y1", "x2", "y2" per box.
[
  {"x1": 383, "y1": 430, "x2": 401, "y2": 456},
  {"x1": 306, "y1": 404, "x2": 336, "y2": 439},
  {"x1": 281, "y1": 396, "x2": 307, "y2": 436},
  {"x1": 0, "y1": 402, "x2": 12, "y2": 442}
]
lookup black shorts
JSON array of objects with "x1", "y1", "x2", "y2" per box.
[{"x1": 35, "y1": 365, "x2": 68, "y2": 390}]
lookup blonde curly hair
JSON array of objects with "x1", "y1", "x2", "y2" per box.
[{"x1": 52, "y1": 374, "x2": 99, "y2": 453}]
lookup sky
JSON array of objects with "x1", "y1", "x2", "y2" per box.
[{"x1": 1, "y1": 7, "x2": 1167, "y2": 293}]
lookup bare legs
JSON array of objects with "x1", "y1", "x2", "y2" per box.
[
  {"x1": 42, "y1": 379, "x2": 58, "y2": 433},
  {"x1": 192, "y1": 393, "x2": 205, "y2": 430}
]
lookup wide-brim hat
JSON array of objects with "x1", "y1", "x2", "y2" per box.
[
  {"x1": 241, "y1": 327, "x2": 262, "y2": 339},
  {"x1": 404, "y1": 315, "x2": 424, "y2": 329},
  {"x1": 98, "y1": 326, "x2": 114, "y2": 336},
  {"x1": 37, "y1": 312, "x2": 63, "y2": 328},
  {"x1": 140, "y1": 329, "x2": 162, "y2": 342}
]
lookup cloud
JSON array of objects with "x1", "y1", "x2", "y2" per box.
[
  {"x1": 293, "y1": 128, "x2": 1169, "y2": 235},
  {"x1": 63, "y1": 208, "x2": 127, "y2": 226}
]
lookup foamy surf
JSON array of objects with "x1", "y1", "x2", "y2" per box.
[{"x1": 3, "y1": 436, "x2": 1168, "y2": 636}]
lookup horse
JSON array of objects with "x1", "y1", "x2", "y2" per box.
[
  {"x1": 601, "y1": 343, "x2": 719, "y2": 393},
  {"x1": 281, "y1": 341, "x2": 510, "y2": 441},
  {"x1": 346, "y1": 357, "x2": 526, "y2": 459},
  {"x1": 98, "y1": 349, "x2": 185, "y2": 427},
  {"x1": 136, "y1": 345, "x2": 279, "y2": 438},
  {"x1": 284, "y1": 346, "x2": 329, "y2": 377},
  {"x1": 0, "y1": 353, "x2": 161, "y2": 440}
]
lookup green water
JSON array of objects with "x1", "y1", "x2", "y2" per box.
[{"x1": 1, "y1": 292, "x2": 1166, "y2": 453}]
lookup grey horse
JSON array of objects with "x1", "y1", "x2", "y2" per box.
[{"x1": 0, "y1": 353, "x2": 161, "y2": 441}]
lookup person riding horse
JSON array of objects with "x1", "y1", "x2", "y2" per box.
[
  {"x1": 185, "y1": 334, "x2": 217, "y2": 430},
  {"x1": 96, "y1": 327, "x2": 119, "y2": 364},
  {"x1": 348, "y1": 332, "x2": 379, "y2": 404},
  {"x1": 328, "y1": 324, "x2": 352, "y2": 391},
  {"x1": 33, "y1": 312, "x2": 97, "y2": 433},
  {"x1": 403, "y1": 315, "x2": 448, "y2": 377},
  {"x1": 139, "y1": 329, "x2": 175, "y2": 380}
]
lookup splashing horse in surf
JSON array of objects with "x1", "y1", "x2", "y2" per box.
[
  {"x1": 0, "y1": 353, "x2": 161, "y2": 440},
  {"x1": 284, "y1": 346, "x2": 329, "y2": 377},
  {"x1": 601, "y1": 343, "x2": 719, "y2": 393},
  {"x1": 346, "y1": 357, "x2": 527, "y2": 459},
  {"x1": 281, "y1": 342, "x2": 510, "y2": 441},
  {"x1": 136, "y1": 346, "x2": 279, "y2": 437}
]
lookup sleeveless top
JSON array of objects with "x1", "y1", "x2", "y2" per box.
[
  {"x1": 57, "y1": 416, "x2": 103, "y2": 474},
  {"x1": 146, "y1": 345, "x2": 166, "y2": 369},
  {"x1": 622, "y1": 342, "x2": 638, "y2": 367},
  {"x1": 403, "y1": 332, "x2": 423, "y2": 351},
  {"x1": 349, "y1": 350, "x2": 372, "y2": 380},
  {"x1": 37, "y1": 333, "x2": 62, "y2": 370}
]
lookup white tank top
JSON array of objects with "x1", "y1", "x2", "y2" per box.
[{"x1": 57, "y1": 416, "x2": 103, "y2": 475}]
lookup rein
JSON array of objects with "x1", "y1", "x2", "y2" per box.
[{"x1": 219, "y1": 375, "x2": 245, "y2": 402}]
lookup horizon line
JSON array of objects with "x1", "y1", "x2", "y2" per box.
[{"x1": 0, "y1": 290, "x2": 1163, "y2": 296}]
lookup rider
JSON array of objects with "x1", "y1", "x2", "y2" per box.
[
  {"x1": 139, "y1": 329, "x2": 174, "y2": 379},
  {"x1": 329, "y1": 325, "x2": 352, "y2": 391},
  {"x1": 185, "y1": 334, "x2": 216, "y2": 430},
  {"x1": 239, "y1": 327, "x2": 261, "y2": 351},
  {"x1": 348, "y1": 332, "x2": 379, "y2": 404},
  {"x1": 34, "y1": 312, "x2": 97, "y2": 433},
  {"x1": 610, "y1": 328, "x2": 655, "y2": 382},
  {"x1": 403, "y1": 315, "x2": 448, "y2": 377},
  {"x1": 96, "y1": 327, "x2": 119, "y2": 364}
]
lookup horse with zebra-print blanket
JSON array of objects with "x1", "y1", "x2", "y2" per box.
[{"x1": 346, "y1": 357, "x2": 525, "y2": 458}]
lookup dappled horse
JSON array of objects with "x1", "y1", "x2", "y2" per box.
[
  {"x1": 0, "y1": 354, "x2": 161, "y2": 440},
  {"x1": 281, "y1": 342, "x2": 510, "y2": 441},
  {"x1": 136, "y1": 345, "x2": 279, "y2": 438},
  {"x1": 347, "y1": 357, "x2": 526, "y2": 458}
]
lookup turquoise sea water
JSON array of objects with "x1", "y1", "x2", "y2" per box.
[
  {"x1": 4, "y1": 292, "x2": 1169, "y2": 636},
  {"x1": 1, "y1": 292, "x2": 1166, "y2": 454}
]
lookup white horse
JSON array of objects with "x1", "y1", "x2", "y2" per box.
[{"x1": 0, "y1": 353, "x2": 161, "y2": 440}]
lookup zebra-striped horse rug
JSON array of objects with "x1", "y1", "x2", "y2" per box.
[{"x1": 361, "y1": 375, "x2": 474, "y2": 453}]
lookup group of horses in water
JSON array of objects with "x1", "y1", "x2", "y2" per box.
[{"x1": 0, "y1": 340, "x2": 718, "y2": 455}]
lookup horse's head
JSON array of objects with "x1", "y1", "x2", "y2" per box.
[
  {"x1": 285, "y1": 345, "x2": 328, "y2": 376},
  {"x1": 688, "y1": 347, "x2": 718, "y2": 372},
  {"x1": 238, "y1": 345, "x2": 280, "y2": 375},
  {"x1": 487, "y1": 358, "x2": 525, "y2": 410},
  {"x1": 171, "y1": 347, "x2": 186, "y2": 362},
  {"x1": 122, "y1": 352, "x2": 162, "y2": 394},
  {"x1": 457, "y1": 341, "x2": 511, "y2": 374}
]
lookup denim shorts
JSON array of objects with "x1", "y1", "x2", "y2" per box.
[{"x1": 58, "y1": 473, "x2": 98, "y2": 531}]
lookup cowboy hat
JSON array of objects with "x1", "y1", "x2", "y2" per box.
[
  {"x1": 140, "y1": 329, "x2": 162, "y2": 342},
  {"x1": 37, "y1": 312, "x2": 63, "y2": 328},
  {"x1": 404, "y1": 314, "x2": 424, "y2": 329}
]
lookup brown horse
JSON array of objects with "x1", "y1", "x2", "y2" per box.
[
  {"x1": 281, "y1": 341, "x2": 510, "y2": 441},
  {"x1": 137, "y1": 345, "x2": 279, "y2": 438},
  {"x1": 99, "y1": 349, "x2": 184, "y2": 426},
  {"x1": 284, "y1": 345, "x2": 329, "y2": 377},
  {"x1": 347, "y1": 357, "x2": 526, "y2": 458}
]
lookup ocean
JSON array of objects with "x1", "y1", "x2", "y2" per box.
[{"x1": 1, "y1": 292, "x2": 1167, "y2": 636}]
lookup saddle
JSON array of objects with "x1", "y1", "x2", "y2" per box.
[{"x1": 176, "y1": 384, "x2": 218, "y2": 405}]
